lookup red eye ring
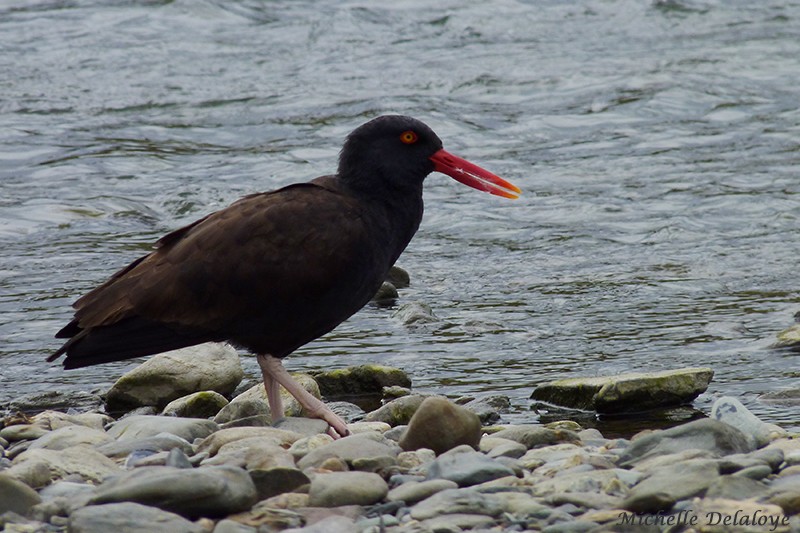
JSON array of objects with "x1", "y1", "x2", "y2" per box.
[{"x1": 400, "y1": 130, "x2": 418, "y2": 144}]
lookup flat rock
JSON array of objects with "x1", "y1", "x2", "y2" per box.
[
  {"x1": 530, "y1": 367, "x2": 713, "y2": 413},
  {"x1": 490, "y1": 424, "x2": 581, "y2": 449},
  {"x1": 161, "y1": 390, "x2": 229, "y2": 418},
  {"x1": 0, "y1": 424, "x2": 49, "y2": 442},
  {"x1": 711, "y1": 396, "x2": 788, "y2": 447},
  {"x1": 32, "y1": 410, "x2": 112, "y2": 431},
  {"x1": 95, "y1": 433, "x2": 194, "y2": 459},
  {"x1": 308, "y1": 471, "x2": 388, "y2": 507},
  {"x1": 622, "y1": 458, "x2": 720, "y2": 512},
  {"x1": 0, "y1": 472, "x2": 42, "y2": 515},
  {"x1": 214, "y1": 374, "x2": 319, "y2": 423},
  {"x1": 425, "y1": 445, "x2": 516, "y2": 487},
  {"x1": 312, "y1": 364, "x2": 411, "y2": 397},
  {"x1": 27, "y1": 425, "x2": 113, "y2": 451},
  {"x1": 106, "y1": 343, "x2": 243, "y2": 411},
  {"x1": 387, "y1": 479, "x2": 458, "y2": 504},
  {"x1": 69, "y1": 502, "x2": 205, "y2": 533},
  {"x1": 7, "y1": 446, "x2": 120, "y2": 487},
  {"x1": 5, "y1": 390, "x2": 104, "y2": 414},
  {"x1": 363, "y1": 394, "x2": 435, "y2": 426},
  {"x1": 618, "y1": 418, "x2": 755, "y2": 468},
  {"x1": 90, "y1": 465, "x2": 258, "y2": 518},
  {"x1": 399, "y1": 396, "x2": 481, "y2": 455},
  {"x1": 108, "y1": 415, "x2": 218, "y2": 442},
  {"x1": 197, "y1": 426, "x2": 303, "y2": 456},
  {"x1": 297, "y1": 432, "x2": 401, "y2": 470},
  {"x1": 409, "y1": 487, "x2": 505, "y2": 520},
  {"x1": 460, "y1": 394, "x2": 510, "y2": 424}
]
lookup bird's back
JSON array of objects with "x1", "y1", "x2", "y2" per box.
[{"x1": 51, "y1": 176, "x2": 423, "y2": 368}]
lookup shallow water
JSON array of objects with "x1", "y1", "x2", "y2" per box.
[{"x1": 1, "y1": 0, "x2": 798, "y2": 433}]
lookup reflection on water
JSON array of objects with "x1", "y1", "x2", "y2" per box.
[{"x1": 1, "y1": 0, "x2": 798, "y2": 433}]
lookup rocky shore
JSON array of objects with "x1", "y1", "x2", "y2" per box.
[{"x1": 1, "y1": 345, "x2": 798, "y2": 532}]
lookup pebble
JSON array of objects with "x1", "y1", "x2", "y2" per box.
[{"x1": 0, "y1": 362, "x2": 796, "y2": 533}]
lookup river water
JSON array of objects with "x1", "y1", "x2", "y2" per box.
[{"x1": 1, "y1": 0, "x2": 798, "y2": 433}]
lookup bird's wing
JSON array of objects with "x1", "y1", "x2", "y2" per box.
[{"x1": 66, "y1": 181, "x2": 371, "y2": 334}]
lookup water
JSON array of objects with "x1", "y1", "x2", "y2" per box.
[{"x1": 1, "y1": 0, "x2": 798, "y2": 434}]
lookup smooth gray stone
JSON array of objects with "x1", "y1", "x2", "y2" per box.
[
  {"x1": 69, "y1": 502, "x2": 205, "y2": 533},
  {"x1": 409, "y1": 488, "x2": 505, "y2": 520},
  {"x1": 296, "y1": 433, "x2": 400, "y2": 470},
  {"x1": 618, "y1": 418, "x2": 755, "y2": 467},
  {"x1": 89, "y1": 465, "x2": 257, "y2": 518},
  {"x1": 711, "y1": 396, "x2": 788, "y2": 447},
  {"x1": 425, "y1": 446, "x2": 515, "y2": 487},
  {"x1": 95, "y1": 433, "x2": 194, "y2": 459},
  {"x1": 308, "y1": 471, "x2": 388, "y2": 507},
  {"x1": 0, "y1": 472, "x2": 42, "y2": 515},
  {"x1": 622, "y1": 459, "x2": 720, "y2": 513},
  {"x1": 107, "y1": 415, "x2": 218, "y2": 442}
]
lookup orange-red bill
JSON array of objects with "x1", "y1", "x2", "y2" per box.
[{"x1": 430, "y1": 149, "x2": 520, "y2": 200}]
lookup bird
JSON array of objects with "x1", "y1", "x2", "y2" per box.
[{"x1": 48, "y1": 115, "x2": 520, "y2": 438}]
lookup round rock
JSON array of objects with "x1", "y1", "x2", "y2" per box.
[{"x1": 399, "y1": 397, "x2": 481, "y2": 455}]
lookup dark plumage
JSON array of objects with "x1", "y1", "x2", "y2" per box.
[{"x1": 49, "y1": 115, "x2": 520, "y2": 437}]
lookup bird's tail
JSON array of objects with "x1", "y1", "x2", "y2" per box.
[{"x1": 49, "y1": 317, "x2": 216, "y2": 369}]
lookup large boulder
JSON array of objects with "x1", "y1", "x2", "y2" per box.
[
  {"x1": 105, "y1": 343, "x2": 243, "y2": 411},
  {"x1": 530, "y1": 367, "x2": 713, "y2": 413}
]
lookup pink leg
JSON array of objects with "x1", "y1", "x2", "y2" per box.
[
  {"x1": 256, "y1": 354, "x2": 350, "y2": 438},
  {"x1": 261, "y1": 364, "x2": 284, "y2": 421}
]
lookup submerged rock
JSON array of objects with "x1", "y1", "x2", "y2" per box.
[
  {"x1": 530, "y1": 367, "x2": 713, "y2": 413},
  {"x1": 398, "y1": 396, "x2": 481, "y2": 455},
  {"x1": 392, "y1": 301, "x2": 440, "y2": 326},
  {"x1": 312, "y1": 364, "x2": 411, "y2": 398},
  {"x1": 105, "y1": 343, "x2": 243, "y2": 411}
]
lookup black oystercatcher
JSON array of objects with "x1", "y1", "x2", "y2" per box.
[{"x1": 49, "y1": 115, "x2": 520, "y2": 437}]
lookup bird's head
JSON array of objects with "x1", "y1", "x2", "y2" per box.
[{"x1": 338, "y1": 115, "x2": 520, "y2": 199}]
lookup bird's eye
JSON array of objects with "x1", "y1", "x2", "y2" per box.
[{"x1": 399, "y1": 131, "x2": 418, "y2": 144}]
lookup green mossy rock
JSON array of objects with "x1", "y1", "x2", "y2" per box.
[{"x1": 530, "y1": 367, "x2": 713, "y2": 414}]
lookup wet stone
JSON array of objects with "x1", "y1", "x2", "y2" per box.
[{"x1": 161, "y1": 390, "x2": 229, "y2": 418}]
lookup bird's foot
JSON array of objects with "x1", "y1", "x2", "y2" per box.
[{"x1": 257, "y1": 353, "x2": 350, "y2": 439}]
